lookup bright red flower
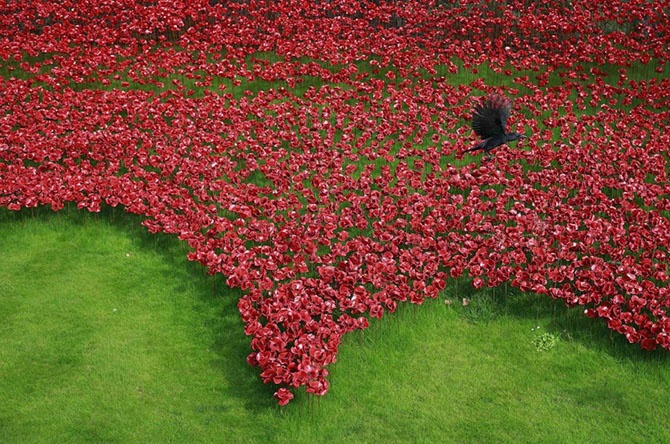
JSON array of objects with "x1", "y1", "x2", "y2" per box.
[{"x1": 274, "y1": 388, "x2": 294, "y2": 406}]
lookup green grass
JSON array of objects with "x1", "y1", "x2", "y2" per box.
[{"x1": 1, "y1": 206, "x2": 668, "y2": 443}]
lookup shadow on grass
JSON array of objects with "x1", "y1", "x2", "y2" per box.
[
  {"x1": 455, "y1": 276, "x2": 669, "y2": 364},
  {"x1": 1, "y1": 203, "x2": 277, "y2": 413}
]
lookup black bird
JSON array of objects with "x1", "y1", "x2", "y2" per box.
[{"x1": 465, "y1": 93, "x2": 527, "y2": 160}]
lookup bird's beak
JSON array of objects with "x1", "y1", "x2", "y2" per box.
[{"x1": 520, "y1": 135, "x2": 528, "y2": 139}]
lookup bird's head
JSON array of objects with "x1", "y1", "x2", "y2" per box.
[{"x1": 507, "y1": 132, "x2": 527, "y2": 142}]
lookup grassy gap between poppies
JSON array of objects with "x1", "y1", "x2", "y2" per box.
[
  {"x1": 3, "y1": 50, "x2": 664, "y2": 192},
  {"x1": 1, "y1": 205, "x2": 669, "y2": 443}
]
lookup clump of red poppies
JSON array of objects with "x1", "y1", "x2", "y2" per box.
[{"x1": 1, "y1": 1, "x2": 668, "y2": 404}]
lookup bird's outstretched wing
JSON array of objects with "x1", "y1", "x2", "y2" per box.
[{"x1": 471, "y1": 94, "x2": 512, "y2": 139}]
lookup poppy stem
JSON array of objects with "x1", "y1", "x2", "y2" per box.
[
  {"x1": 552, "y1": 303, "x2": 556, "y2": 326},
  {"x1": 504, "y1": 281, "x2": 508, "y2": 305}
]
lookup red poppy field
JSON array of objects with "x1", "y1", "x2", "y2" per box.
[{"x1": 1, "y1": 1, "x2": 668, "y2": 405}]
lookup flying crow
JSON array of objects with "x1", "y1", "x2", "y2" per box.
[{"x1": 465, "y1": 93, "x2": 527, "y2": 159}]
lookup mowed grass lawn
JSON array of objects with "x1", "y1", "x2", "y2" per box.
[{"x1": 1, "y1": 205, "x2": 668, "y2": 444}]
